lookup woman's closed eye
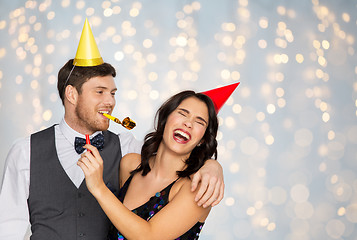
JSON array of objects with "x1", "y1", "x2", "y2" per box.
[
  {"x1": 178, "y1": 110, "x2": 187, "y2": 117},
  {"x1": 196, "y1": 120, "x2": 205, "y2": 126}
]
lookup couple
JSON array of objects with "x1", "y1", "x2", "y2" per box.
[{"x1": 0, "y1": 18, "x2": 238, "y2": 239}]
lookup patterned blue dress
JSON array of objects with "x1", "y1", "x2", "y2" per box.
[{"x1": 112, "y1": 174, "x2": 205, "y2": 240}]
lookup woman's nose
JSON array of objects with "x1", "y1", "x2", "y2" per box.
[{"x1": 183, "y1": 119, "x2": 193, "y2": 128}]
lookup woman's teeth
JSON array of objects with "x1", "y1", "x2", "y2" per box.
[{"x1": 174, "y1": 129, "x2": 190, "y2": 141}]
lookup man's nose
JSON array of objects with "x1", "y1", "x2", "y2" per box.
[{"x1": 104, "y1": 93, "x2": 115, "y2": 106}]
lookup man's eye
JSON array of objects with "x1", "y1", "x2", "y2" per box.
[
  {"x1": 97, "y1": 91, "x2": 103, "y2": 94},
  {"x1": 111, "y1": 92, "x2": 116, "y2": 96}
]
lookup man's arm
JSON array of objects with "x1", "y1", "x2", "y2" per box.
[
  {"x1": 191, "y1": 159, "x2": 224, "y2": 208},
  {"x1": 0, "y1": 138, "x2": 31, "y2": 240},
  {"x1": 118, "y1": 132, "x2": 142, "y2": 156}
]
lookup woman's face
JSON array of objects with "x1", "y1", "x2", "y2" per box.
[{"x1": 162, "y1": 96, "x2": 209, "y2": 158}]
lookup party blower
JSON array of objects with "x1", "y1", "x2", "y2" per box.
[{"x1": 102, "y1": 113, "x2": 136, "y2": 130}]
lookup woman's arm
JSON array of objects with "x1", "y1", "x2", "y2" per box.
[{"x1": 78, "y1": 144, "x2": 210, "y2": 240}]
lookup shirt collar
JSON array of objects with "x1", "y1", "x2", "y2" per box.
[{"x1": 59, "y1": 118, "x2": 103, "y2": 146}]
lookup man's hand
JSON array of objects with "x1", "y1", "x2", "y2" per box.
[{"x1": 191, "y1": 159, "x2": 224, "y2": 208}]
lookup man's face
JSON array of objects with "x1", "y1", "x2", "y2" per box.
[{"x1": 73, "y1": 75, "x2": 117, "y2": 133}]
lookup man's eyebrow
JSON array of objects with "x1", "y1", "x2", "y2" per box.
[
  {"x1": 178, "y1": 108, "x2": 208, "y2": 125},
  {"x1": 95, "y1": 86, "x2": 118, "y2": 92}
]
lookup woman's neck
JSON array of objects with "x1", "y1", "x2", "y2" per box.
[{"x1": 149, "y1": 142, "x2": 187, "y2": 180}]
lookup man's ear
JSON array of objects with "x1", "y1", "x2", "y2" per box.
[{"x1": 65, "y1": 85, "x2": 78, "y2": 105}]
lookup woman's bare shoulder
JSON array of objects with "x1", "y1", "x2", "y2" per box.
[
  {"x1": 169, "y1": 177, "x2": 211, "y2": 222},
  {"x1": 170, "y1": 177, "x2": 194, "y2": 200},
  {"x1": 120, "y1": 153, "x2": 141, "y2": 186},
  {"x1": 121, "y1": 153, "x2": 141, "y2": 170}
]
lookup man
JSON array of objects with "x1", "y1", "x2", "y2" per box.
[{"x1": 0, "y1": 19, "x2": 224, "y2": 240}]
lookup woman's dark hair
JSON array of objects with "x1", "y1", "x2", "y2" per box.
[
  {"x1": 57, "y1": 59, "x2": 116, "y2": 105},
  {"x1": 132, "y1": 90, "x2": 218, "y2": 178}
]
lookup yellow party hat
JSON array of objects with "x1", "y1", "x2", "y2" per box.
[{"x1": 73, "y1": 18, "x2": 104, "y2": 66}]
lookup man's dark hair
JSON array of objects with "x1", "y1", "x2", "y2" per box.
[
  {"x1": 57, "y1": 59, "x2": 116, "y2": 105},
  {"x1": 132, "y1": 90, "x2": 219, "y2": 178}
]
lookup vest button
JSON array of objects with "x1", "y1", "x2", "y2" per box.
[
  {"x1": 78, "y1": 212, "x2": 85, "y2": 217},
  {"x1": 79, "y1": 233, "x2": 85, "y2": 237}
]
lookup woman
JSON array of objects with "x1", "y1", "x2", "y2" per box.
[{"x1": 78, "y1": 90, "x2": 219, "y2": 239}]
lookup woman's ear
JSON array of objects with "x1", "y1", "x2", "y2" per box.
[
  {"x1": 65, "y1": 85, "x2": 78, "y2": 105},
  {"x1": 197, "y1": 140, "x2": 204, "y2": 147}
]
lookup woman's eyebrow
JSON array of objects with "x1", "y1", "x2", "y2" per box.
[{"x1": 178, "y1": 108, "x2": 189, "y2": 113}]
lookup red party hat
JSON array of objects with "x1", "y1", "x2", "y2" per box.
[{"x1": 201, "y1": 82, "x2": 240, "y2": 113}]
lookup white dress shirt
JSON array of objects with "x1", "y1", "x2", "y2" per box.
[{"x1": 0, "y1": 118, "x2": 142, "y2": 240}]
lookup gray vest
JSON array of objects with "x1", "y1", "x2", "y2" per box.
[{"x1": 28, "y1": 125, "x2": 122, "y2": 240}]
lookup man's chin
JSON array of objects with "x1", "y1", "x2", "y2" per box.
[
  {"x1": 97, "y1": 124, "x2": 109, "y2": 132},
  {"x1": 101, "y1": 122, "x2": 110, "y2": 131},
  {"x1": 89, "y1": 121, "x2": 109, "y2": 132}
]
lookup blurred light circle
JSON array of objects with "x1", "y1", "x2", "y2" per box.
[
  {"x1": 229, "y1": 162, "x2": 240, "y2": 173},
  {"x1": 332, "y1": 182, "x2": 352, "y2": 202},
  {"x1": 225, "y1": 116, "x2": 236, "y2": 128},
  {"x1": 246, "y1": 207, "x2": 256, "y2": 216},
  {"x1": 114, "y1": 51, "x2": 124, "y2": 61},
  {"x1": 325, "y1": 219, "x2": 345, "y2": 239},
  {"x1": 225, "y1": 197, "x2": 235, "y2": 206},
  {"x1": 294, "y1": 201, "x2": 314, "y2": 219},
  {"x1": 240, "y1": 137, "x2": 259, "y2": 155},
  {"x1": 42, "y1": 110, "x2": 52, "y2": 121},
  {"x1": 267, "y1": 103, "x2": 276, "y2": 114},
  {"x1": 345, "y1": 204, "x2": 357, "y2": 223},
  {"x1": 290, "y1": 184, "x2": 309, "y2": 203}
]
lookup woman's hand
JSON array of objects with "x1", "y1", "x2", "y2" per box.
[{"x1": 77, "y1": 144, "x2": 106, "y2": 197}]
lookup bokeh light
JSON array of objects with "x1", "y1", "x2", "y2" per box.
[{"x1": 0, "y1": 1, "x2": 357, "y2": 239}]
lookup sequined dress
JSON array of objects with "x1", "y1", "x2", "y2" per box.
[{"x1": 113, "y1": 174, "x2": 205, "y2": 240}]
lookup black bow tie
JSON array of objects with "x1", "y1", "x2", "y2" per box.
[{"x1": 74, "y1": 133, "x2": 104, "y2": 154}]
